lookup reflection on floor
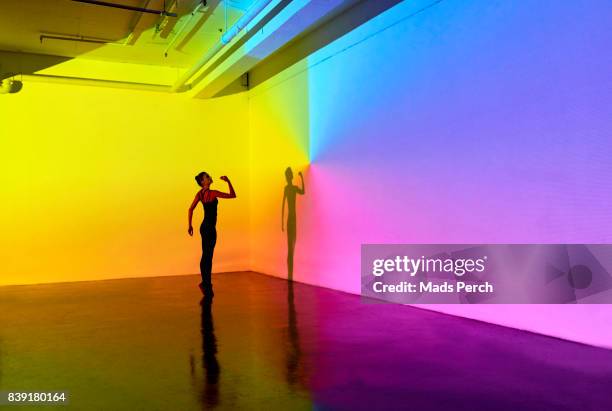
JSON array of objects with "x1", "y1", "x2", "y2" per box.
[{"x1": 1, "y1": 272, "x2": 611, "y2": 410}]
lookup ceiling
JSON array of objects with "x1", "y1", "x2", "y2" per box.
[
  {"x1": 0, "y1": 0, "x2": 256, "y2": 68},
  {"x1": 0, "y1": 0, "x2": 376, "y2": 96}
]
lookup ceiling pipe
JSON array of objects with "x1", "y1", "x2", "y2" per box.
[
  {"x1": 71, "y1": 0, "x2": 178, "y2": 17},
  {"x1": 22, "y1": 74, "x2": 172, "y2": 93},
  {"x1": 40, "y1": 34, "x2": 118, "y2": 45},
  {"x1": 172, "y1": 0, "x2": 274, "y2": 92}
]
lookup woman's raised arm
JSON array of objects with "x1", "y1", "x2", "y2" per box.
[{"x1": 213, "y1": 176, "x2": 237, "y2": 199}]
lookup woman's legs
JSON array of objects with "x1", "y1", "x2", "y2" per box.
[
  {"x1": 200, "y1": 227, "x2": 217, "y2": 294},
  {"x1": 287, "y1": 218, "x2": 296, "y2": 280}
]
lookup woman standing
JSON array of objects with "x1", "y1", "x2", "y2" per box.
[{"x1": 188, "y1": 172, "x2": 236, "y2": 297}]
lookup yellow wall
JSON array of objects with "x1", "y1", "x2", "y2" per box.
[
  {"x1": 248, "y1": 61, "x2": 310, "y2": 278},
  {"x1": 0, "y1": 82, "x2": 250, "y2": 286}
]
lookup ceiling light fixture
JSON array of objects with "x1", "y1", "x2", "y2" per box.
[{"x1": 0, "y1": 78, "x2": 23, "y2": 94}]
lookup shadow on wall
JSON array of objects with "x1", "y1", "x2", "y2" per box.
[{"x1": 282, "y1": 167, "x2": 305, "y2": 281}]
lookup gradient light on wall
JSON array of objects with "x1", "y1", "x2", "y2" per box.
[
  {"x1": 0, "y1": 82, "x2": 251, "y2": 286},
  {"x1": 248, "y1": 0, "x2": 612, "y2": 347}
]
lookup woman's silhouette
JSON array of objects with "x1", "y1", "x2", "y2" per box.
[
  {"x1": 188, "y1": 172, "x2": 236, "y2": 297},
  {"x1": 282, "y1": 168, "x2": 305, "y2": 280}
]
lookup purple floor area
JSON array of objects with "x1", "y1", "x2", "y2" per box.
[{"x1": 0, "y1": 272, "x2": 611, "y2": 410}]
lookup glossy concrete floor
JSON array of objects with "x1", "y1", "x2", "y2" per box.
[{"x1": 1, "y1": 272, "x2": 611, "y2": 410}]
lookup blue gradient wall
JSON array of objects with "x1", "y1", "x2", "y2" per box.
[{"x1": 248, "y1": 0, "x2": 612, "y2": 347}]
